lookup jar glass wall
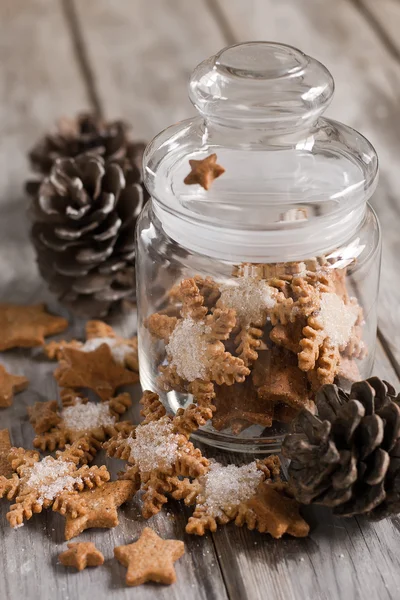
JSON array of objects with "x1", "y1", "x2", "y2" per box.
[{"x1": 136, "y1": 201, "x2": 381, "y2": 452}]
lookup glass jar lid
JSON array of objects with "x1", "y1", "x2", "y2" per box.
[{"x1": 143, "y1": 42, "x2": 378, "y2": 261}]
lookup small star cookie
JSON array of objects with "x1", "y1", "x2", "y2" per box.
[
  {"x1": 183, "y1": 153, "x2": 225, "y2": 190},
  {"x1": 0, "y1": 365, "x2": 29, "y2": 408},
  {"x1": 0, "y1": 303, "x2": 68, "y2": 350},
  {"x1": 59, "y1": 542, "x2": 104, "y2": 571},
  {"x1": 114, "y1": 527, "x2": 185, "y2": 586}
]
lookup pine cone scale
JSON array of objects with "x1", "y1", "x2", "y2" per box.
[
  {"x1": 357, "y1": 414, "x2": 384, "y2": 459},
  {"x1": 379, "y1": 403, "x2": 400, "y2": 450},
  {"x1": 330, "y1": 450, "x2": 357, "y2": 490},
  {"x1": 364, "y1": 448, "x2": 390, "y2": 486},
  {"x1": 72, "y1": 274, "x2": 111, "y2": 294},
  {"x1": 330, "y1": 400, "x2": 365, "y2": 445}
]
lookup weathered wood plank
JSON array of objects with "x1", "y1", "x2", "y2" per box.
[
  {"x1": 214, "y1": 0, "x2": 400, "y2": 374},
  {"x1": 357, "y1": 0, "x2": 400, "y2": 59},
  {"x1": 70, "y1": 0, "x2": 226, "y2": 138},
  {"x1": 0, "y1": 0, "x2": 90, "y2": 298}
]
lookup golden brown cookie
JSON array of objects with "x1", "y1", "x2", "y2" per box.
[
  {"x1": 147, "y1": 278, "x2": 249, "y2": 392},
  {"x1": 54, "y1": 479, "x2": 136, "y2": 540},
  {"x1": 0, "y1": 303, "x2": 68, "y2": 350},
  {"x1": 44, "y1": 320, "x2": 139, "y2": 371},
  {"x1": 212, "y1": 381, "x2": 274, "y2": 434},
  {"x1": 186, "y1": 457, "x2": 281, "y2": 536},
  {"x1": 252, "y1": 351, "x2": 312, "y2": 412},
  {"x1": 114, "y1": 527, "x2": 185, "y2": 586},
  {"x1": 183, "y1": 153, "x2": 225, "y2": 190},
  {"x1": 54, "y1": 344, "x2": 138, "y2": 401},
  {"x1": 30, "y1": 394, "x2": 133, "y2": 455},
  {"x1": 104, "y1": 391, "x2": 209, "y2": 519},
  {"x1": 59, "y1": 542, "x2": 104, "y2": 571},
  {"x1": 0, "y1": 440, "x2": 110, "y2": 528},
  {"x1": 245, "y1": 482, "x2": 310, "y2": 538},
  {"x1": 0, "y1": 365, "x2": 29, "y2": 408}
]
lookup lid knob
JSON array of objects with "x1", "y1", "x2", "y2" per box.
[{"x1": 189, "y1": 41, "x2": 334, "y2": 129}]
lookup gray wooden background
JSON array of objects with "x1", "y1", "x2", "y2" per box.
[{"x1": 1, "y1": 1, "x2": 400, "y2": 599}]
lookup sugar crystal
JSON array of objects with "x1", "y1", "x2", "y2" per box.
[
  {"x1": 26, "y1": 456, "x2": 80, "y2": 502},
  {"x1": 219, "y1": 278, "x2": 277, "y2": 324},
  {"x1": 319, "y1": 293, "x2": 358, "y2": 347},
  {"x1": 202, "y1": 461, "x2": 263, "y2": 517},
  {"x1": 166, "y1": 317, "x2": 209, "y2": 381},
  {"x1": 62, "y1": 400, "x2": 116, "y2": 431},
  {"x1": 127, "y1": 417, "x2": 179, "y2": 473}
]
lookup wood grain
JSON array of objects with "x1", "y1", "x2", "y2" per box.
[
  {"x1": 70, "y1": 0, "x2": 226, "y2": 138},
  {"x1": 0, "y1": 1, "x2": 400, "y2": 599},
  {"x1": 214, "y1": 0, "x2": 400, "y2": 374}
]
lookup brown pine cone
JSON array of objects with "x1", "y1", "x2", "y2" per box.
[
  {"x1": 30, "y1": 153, "x2": 144, "y2": 317},
  {"x1": 282, "y1": 377, "x2": 400, "y2": 519}
]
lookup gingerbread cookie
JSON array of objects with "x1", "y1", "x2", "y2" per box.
[
  {"x1": 185, "y1": 457, "x2": 280, "y2": 535},
  {"x1": 59, "y1": 542, "x2": 104, "y2": 571},
  {"x1": 45, "y1": 320, "x2": 138, "y2": 371},
  {"x1": 28, "y1": 393, "x2": 133, "y2": 454},
  {"x1": 114, "y1": 527, "x2": 185, "y2": 586},
  {"x1": 0, "y1": 365, "x2": 28, "y2": 408},
  {"x1": 0, "y1": 303, "x2": 68, "y2": 350},
  {"x1": 105, "y1": 391, "x2": 209, "y2": 518},
  {"x1": 0, "y1": 439, "x2": 109, "y2": 528},
  {"x1": 183, "y1": 153, "x2": 224, "y2": 190},
  {"x1": 54, "y1": 479, "x2": 136, "y2": 540}
]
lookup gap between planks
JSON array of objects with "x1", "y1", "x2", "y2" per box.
[{"x1": 60, "y1": 0, "x2": 103, "y2": 116}]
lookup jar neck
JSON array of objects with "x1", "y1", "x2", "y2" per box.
[{"x1": 152, "y1": 198, "x2": 367, "y2": 262}]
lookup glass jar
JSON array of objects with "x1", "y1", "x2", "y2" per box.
[{"x1": 136, "y1": 42, "x2": 381, "y2": 453}]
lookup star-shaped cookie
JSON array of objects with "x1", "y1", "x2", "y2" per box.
[
  {"x1": 54, "y1": 479, "x2": 136, "y2": 540},
  {"x1": 0, "y1": 365, "x2": 29, "y2": 407},
  {"x1": 54, "y1": 344, "x2": 139, "y2": 401},
  {"x1": 0, "y1": 303, "x2": 68, "y2": 350},
  {"x1": 59, "y1": 542, "x2": 104, "y2": 571},
  {"x1": 183, "y1": 153, "x2": 225, "y2": 190},
  {"x1": 114, "y1": 527, "x2": 185, "y2": 586}
]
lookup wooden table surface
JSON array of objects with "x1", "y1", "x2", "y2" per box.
[{"x1": 1, "y1": 1, "x2": 400, "y2": 599}]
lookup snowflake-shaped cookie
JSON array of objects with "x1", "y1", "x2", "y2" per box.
[
  {"x1": 0, "y1": 439, "x2": 110, "y2": 528},
  {"x1": 146, "y1": 278, "x2": 250, "y2": 410},
  {"x1": 185, "y1": 457, "x2": 309, "y2": 538},
  {"x1": 104, "y1": 390, "x2": 209, "y2": 518},
  {"x1": 28, "y1": 392, "x2": 133, "y2": 455}
]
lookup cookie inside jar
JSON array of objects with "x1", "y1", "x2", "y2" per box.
[
  {"x1": 137, "y1": 42, "x2": 380, "y2": 452},
  {"x1": 144, "y1": 256, "x2": 366, "y2": 450}
]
